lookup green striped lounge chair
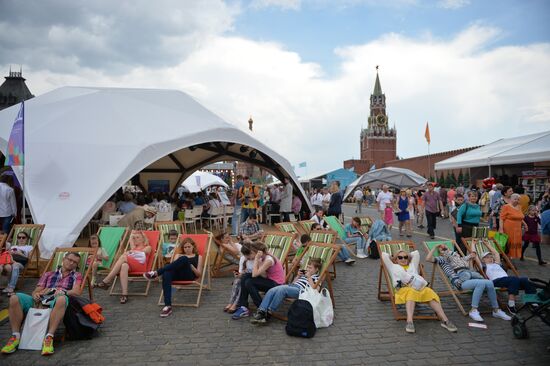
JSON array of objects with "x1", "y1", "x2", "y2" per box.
[{"x1": 45, "y1": 247, "x2": 97, "y2": 300}]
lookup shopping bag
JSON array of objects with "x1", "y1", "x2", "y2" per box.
[
  {"x1": 19, "y1": 308, "x2": 51, "y2": 350},
  {"x1": 299, "y1": 287, "x2": 334, "y2": 328},
  {"x1": 493, "y1": 232, "x2": 509, "y2": 252}
]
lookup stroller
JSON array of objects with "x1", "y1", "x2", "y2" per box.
[{"x1": 511, "y1": 278, "x2": 550, "y2": 339}]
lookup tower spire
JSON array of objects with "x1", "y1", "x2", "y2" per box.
[{"x1": 373, "y1": 65, "x2": 382, "y2": 96}]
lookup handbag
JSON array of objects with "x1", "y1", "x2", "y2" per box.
[
  {"x1": 19, "y1": 308, "x2": 51, "y2": 350},
  {"x1": 299, "y1": 287, "x2": 334, "y2": 328},
  {"x1": 0, "y1": 251, "x2": 13, "y2": 265}
]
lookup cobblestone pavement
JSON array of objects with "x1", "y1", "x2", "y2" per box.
[{"x1": 1, "y1": 204, "x2": 549, "y2": 365}]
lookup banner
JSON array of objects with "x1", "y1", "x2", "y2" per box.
[{"x1": 6, "y1": 102, "x2": 24, "y2": 166}]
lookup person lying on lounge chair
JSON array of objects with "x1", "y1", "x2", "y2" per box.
[
  {"x1": 0, "y1": 231, "x2": 33, "y2": 295},
  {"x1": 215, "y1": 231, "x2": 241, "y2": 265},
  {"x1": 382, "y1": 249, "x2": 457, "y2": 334}
]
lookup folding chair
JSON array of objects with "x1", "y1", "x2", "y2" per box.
[
  {"x1": 298, "y1": 220, "x2": 315, "y2": 233},
  {"x1": 423, "y1": 240, "x2": 470, "y2": 315},
  {"x1": 472, "y1": 226, "x2": 489, "y2": 238},
  {"x1": 110, "y1": 230, "x2": 161, "y2": 296},
  {"x1": 44, "y1": 247, "x2": 97, "y2": 301},
  {"x1": 309, "y1": 229, "x2": 339, "y2": 279},
  {"x1": 274, "y1": 222, "x2": 300, "y2": 235},
  {"x1": 0, "y1": 233, "x2": 7, "y2": 250},
  {"x1": 6, "y1": 224, "x2": 46, "y2": 278},
  {"x1": 183, "y1": 209, "x2": 197, "y2": 233},
  {"x1": 324, "y1": 215, "x2": 360, "y2": 256},
  {"x1": 96, "y1": 226, "x2": 129, "y2": 274},
  {"x1": 158, "y1": 232, "x2": 213, "y2": 307},
  {"x1": 463, "y1": 237, "x2": 519, "y2": 276},
  {"x1": 205, "y1": 206, "x2": 223, "y2": 231},
  {"x1": 154, "y1": 221, "x2": 185, "y2": 266},
  {"x1": 211, "y1": 236, "x2": 240, "y2": 278},
  {"x1": 377, "y1": 240, "x2": 438, "y2": 321},
  {"x1": 192, "y1": 206, "x2": 204, "y2": 231},
  {"x1": 261, "y1": 232, "x2": 295, "y2": 271},
  {"x1": 359, "y1": 216, "x2": 373, "y2": 234}
]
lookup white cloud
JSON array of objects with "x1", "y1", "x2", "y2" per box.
[
  {"x1": 438, "y1": 0, "x2": 470, "y2": 10},
  {"x1": 250, "y1": 0, "x2": 302, "y2": 10},
  {"x1": 2, "y1": 13, "x2": 549, "y2": 176}
]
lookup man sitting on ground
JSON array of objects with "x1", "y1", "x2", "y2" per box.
[
  {"x1": 239, "y1": 214, "x2": 264, "y2": 242},
  {"x1": 1, "y1": 252, "x2": 84, "y2": 356}
]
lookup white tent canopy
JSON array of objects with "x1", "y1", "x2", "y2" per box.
[
  {"x1": 181, "y1": 171, "x2": 229, "y2": 193},
  {"x1": 0, "y1": 86, "x2": 312, "y2": 258},
  {"x1": 435, "y1": 131, "x2": 550, "y2": 171}
]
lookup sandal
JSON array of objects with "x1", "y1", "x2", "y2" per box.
[
  {"x1": 95, "y1": 281, "x2": 110, "y2": 290},
  {"x1": 120, "y1": 295, "x2": 128, "y2": 304}
]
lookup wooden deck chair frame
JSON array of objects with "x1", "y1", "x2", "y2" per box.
[
  {"x1": 211, "y1": 235, "x2": 240, "y2": 278},
  {"x1": 324, "y1": 215, "x2": 359, "y2": 258},
  {"x1": 422, "y1": 240, "x2": 471, "y2": 315},
  {"x1": 376, "y1": 240, "x2": 438, "y2": 321},
  {"x1": 309, "y1": 229, "x2": 339, "y2": 279},
  {"x1": 274, "y1": 222, "x2": 300, "y2": 235},
  {"x1": 298, "y1": 220, "x2": 315, "y2": 233},
  {"x1": 462, "y1": 237, "x2": 519, "y2": 276},
  {"x1": 44, "y1": 247, "x2": 97, "y2": 301},
  {"x1": 96, "y1": 226, "x2": 129, "y2": 274},
  {"x1": 261, "y1": 231, "x2": 295, "y2": 272},
  {"x1": 359, "y1": 216, "x2": 373, "y2": 233},
  {"x1": 6, "y1": 224, "x2": 46, "y2": 278},
  {"x1": 158, "y1": 232, "x2": 213, "y2": 307},
  {"x1": 154, "y1": 221, "x2": 185, "y2": 267},
  {"x1": 471, "y1": 226, "x2": 489, "y2": 239},
  {"x1": 110, "y1": 230, "x2": 161, "y2": 296}
]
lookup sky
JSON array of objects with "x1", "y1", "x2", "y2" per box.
[{"x1": 1, "y1": 0, "x2": 549, "y2": 177}]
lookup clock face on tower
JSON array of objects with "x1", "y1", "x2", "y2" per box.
[{"x1": 376, "y1": 114, "x2": 386, "y2": 127}]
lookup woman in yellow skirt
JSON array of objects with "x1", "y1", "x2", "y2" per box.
[{"x1": 381, "y1": 249, "x2": 457, "y2": 333}]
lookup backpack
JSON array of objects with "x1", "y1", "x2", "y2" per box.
[
  {"x1": 63, "y1": 296, "x2": 101, "y2": 340},
  {"x1": 285, "y1": 300, "x2": 316, "y2": 338},
  {"x1": 368, "y1": 239, "x2": 380, "y2": 259}
]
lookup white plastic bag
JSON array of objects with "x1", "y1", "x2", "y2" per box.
[
  {"x1": 299, "y1": 287, "x2": 334, "y2": 328},
  {"x1": 19, "y1": 308, "x2": 51, "y2": 350}
]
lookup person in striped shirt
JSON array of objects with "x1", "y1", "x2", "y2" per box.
[{"x1": 250, "y1": 258, "x2": 322, "y2": 325}]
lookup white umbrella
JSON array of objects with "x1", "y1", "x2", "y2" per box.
[
  {"x1": 343, "y1": 167, "x2": 427, "y2": 200},
  {"x1": 181, "y1": 171, "x2": 229, "y2": 193}
]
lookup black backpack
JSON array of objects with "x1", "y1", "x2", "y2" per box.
[
  {"x1": 63, "y1": 297, "x2": 100, "y2": 340},
  {"x1": 368, "y1": 239, "x2": 380, "y2": 259},
  {"x1": 285, "y1": 300, "x2": 316, "y2": 338}
]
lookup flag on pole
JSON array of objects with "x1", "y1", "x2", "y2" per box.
[
  {"x1": 424, "y1": 121, "x2": 431, "y2": 145},
  {"x1": 298, "y1": 161, "x2": 307, "y2": 168},
  {"x1": 5, "y1": 102, "x2": 24, "y2": 166}
]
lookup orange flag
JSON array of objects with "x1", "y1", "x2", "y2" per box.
[{"x1": 424, "y1": 122, "x2": 431, "y2": 144}]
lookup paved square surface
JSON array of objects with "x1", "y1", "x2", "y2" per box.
[{"x1": 1, "y1": 204, "x2": 549, "y2": 365}]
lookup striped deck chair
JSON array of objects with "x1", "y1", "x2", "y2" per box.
[
  {"x1": 423, "y1": 240, "x2": 470, "y2": 315},
  {"x1": 96, "y1": 226, "x2": 129, "y2": 273},
  {"x1": 298, "y1": 220, "x2": 315, "y2": 233},
  {"x1": 154, "y1": 221, "x2": 185, "y2": 266},
  {"x1": 44, "y1": 247, "x2": 97, "y2": 300},
  {"x1": 110, "y1": 230, "x2": 161, "y2": 296},
  {"x1": 377, "y1": 241, "x2": 438, "y2": 321},
  {"x1": 158, "y1": 232, "x2": 212, "y2": 307},
  {"x1": 466, "y1": 237, "x2": 520, "y2": 276},
  {"x1": 261, "y1": 232, "x2": 295, "y2": 271},
  {"x1": 6, "y1": 224, "x2": 46, "y2": 278},
  {"x1": 359, "y1": 216, "x2": 373, "y2": 234},
  {"x1": 472, "y1": 226, "x2": 489, "y2": 239},
  {"x1": 287, "y1": 242, "x2": 341, "y2": 307},
  {"x1": 309, "y1": 229, "x2": 338, "y2": 278},
  {"x1": 274, "y1": 222, "x2": 300, "y2": 235}
]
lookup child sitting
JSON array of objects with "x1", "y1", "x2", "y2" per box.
[
  {"x1": 87, "y1": 234, "x2": 109, "y2": 286},
  {"x1": 224, "y1": 242, "x2": 254, "y2": 313},
  {"x1": 162, "y1": 230, "x2": 179, "y2": 262},
  {"x1": 250, "y1": 258, "x2": 322, "y2": 324},
  {"x1": 290, "y1": 234, "x2": 311, "y2": 269}
]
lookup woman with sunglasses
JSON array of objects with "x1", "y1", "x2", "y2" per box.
[
  {"x1": 0, "y1": 232, "x2": 33, "y2": 296},
  {"x1": 426, "y1": 244, "x2": 512, "y2": 322},
  {"x1": 381, "y1": 249, "x2": 457, "y2": 333}
]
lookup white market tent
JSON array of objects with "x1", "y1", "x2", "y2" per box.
[
  {"x1": 435, "y1": 131, "x2": 550, "y2": 173},
  {"x1": 0, "y1": 86, "x2": 312, "y2": 257},
  {"x1": 181, "y1": 171, "x2": 229, "y2": 193}
]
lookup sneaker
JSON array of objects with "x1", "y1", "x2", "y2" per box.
[
  {"x1": 250, "y1": 310, "x2": 268, "y2": 325},
  {"x1": 469, "y1": 309, "x2": 484, "y2": 322},
  {"x1": 41, "y1": 335, "x2": 54, "y2": 356},
  {"x1": 539, "y1": 261, "x2": 547, "y2": 266},
  {"x1": 143, "y1": 271, "x2": 158, "y2": 280},
  {"x1": 160, "y1": 306, "x2": 172, "y2": 317},
  {"x1": 1, "y1": 336, "x2": 19, "y2": 354},
  {"x1": 507, "y1": 305, "x2": 518, "y2": 314},
  {"x1": 231, "y1": 306, "x2": 250, "y2": 320},
  {"x1": 430, "y1": 235, "x2": 435, "y2": 239},
  {"x1": 493, "y1": 309, "x2": 512, "y2": 321},
  {"x1": 405, "y1": 322, "x2": 415, "y2": 333},
  {"x1": 1, "y1": 287, "x2": 14, "y2": 294},
  {"x1": 356, "y1": 249, "x2": 368, "y2": 259},
  {"x1": 344, "y1": 258, "x2": 356, "y2": 265},
  {"x1": 441, "y1": 320, "x2": 458, "y2": 332}
]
